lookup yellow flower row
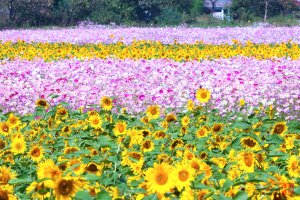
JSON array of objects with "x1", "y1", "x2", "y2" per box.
[{"x1": 0, "y1": 40, "x2": 300, "y2": 61}]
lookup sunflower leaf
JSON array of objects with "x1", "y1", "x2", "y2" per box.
[
  {"x1": 96, "y1": 190, "x2": 112, "y2": 200},
  {"x1": 75, "y1": 190, "x2": 93, "y2": 200},
  {"x1": 233, "y1": 121, "x2": 251, "y2": 129},
  {"x1": 142, "y1": 194, "x2": 158, "y2": 200},
  {"x1": 8, "y1": 177, "x2": 32, "y2": 184},
  {"x1": 233, "y1": 191, "x2": 248, "y2": 200}
]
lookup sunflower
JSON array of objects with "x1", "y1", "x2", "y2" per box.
[
  {"x1": 26, "y1": 181, "x2": 50, "y2": 199},
  {"x1": 170, "y1": 139, "x2": 184, "y2": 150},
  {"x1": 240, "y1": 137, "x2": 260, "y2": 151},
  {"x1": 10, "y1": 137, "x2": 26, "y2": 155},
  {"x1": 287, "y1": 155, "x2": 300, "y2": 178},
  {"x1": 144, "y1": 162, "x2": 174, "y2": 195},
  {"x1": 64, "y1": 146, "x2": 79, "y2": 155},
  {"x1": 36, "y1": 99, "x2": 49, "y2": 109},
  {"x1": 61, "y1": 126, "x2": 72, "y2": 135},
  {"x1": 85, "y1": 162, "x2": 103, "y2": 176},
  {"x1": 272, "y1": 122, "x2": 288, "y2": 135},
  {"x1": 165, "y1": 113, "x2": 176, "y2": 123},
  {"x1": 146, "y1": 105, "x2": 160, "y2": 120},
  {"x1": 157, "y1": 154, "x2": 172, "y2": 164},
  {"x1": 85, "y1": 183, "x2": 101, "y2": 197},
  {"x1": 121, "y1": 151, "x2": 144, "y2": 167},
  {"x1": 37, "y1": 159, "x2": 62, "y2": 187},
  {"x1": 0, "y1": 139, "x2": 5, "y2": 150},
  {"x1": 238, "y1": 151, "x2": 256, "y2": 173},
  {"x1": 196, "y1": 88, "x2": 211, "y2": 103},
  {"x1": 0, "y1": 166, "x2": 17, "y2": 186},
  {"x1": 29, "y1": 145, "x2": 44, "y2": 162},
  {"x1": 55, "y1": 106, "x2": 68, "y2": 120},
  {"x1": 7, "y1": 113, "x2": 20, "y2": 128},
  {"x1": 196, "y1": 126, "x2": 208, "y2": 138},
  {"x1": 227, "y1": 166, "x2": 241, "y2": 180},
  {"x1": 88, "y1": 115, "x2": 102, "y2": 129},
  {"x1": 66, "y1": 158, "x2": 85, "y2": 176},
  {"x1": 141, "y1": 140, "x2": 155, "y2": 152},
  {"x1": 181, "y1": 116, "x2": 190, "y2": 127},
  {"x1": 239, "y1": 99, "x2": 245, "y2": 107},
  {"x1": 0, "y1": 185, "x2": 17, "y2": 200},
  {"x1": 212, "y1": 123, "x2": 224, "y2": 133},
  {"x1": 0, "y1": 122, "x2": 11, "y2": 136},
  {"x1": 187, "y1": 99, "x2": 194, "y2": 111},
  {"x1": 87, "y1": 110, "x2": 99, "y2": 117},
  {"x1": 113, "y1": 121, "x2": 127, "y2": 136},
  {"x1": 154, "y1": 130, "x2": 166, "y2": 139},
  {"x1": 172, "y1": 162, "x2": 195, "y2": 191},
  {"x1": 53, "y1": 176, "x2": 81, "y2": 200},
  {"x1": 100, "y1": 96, "x2": 113, "y2": 111},
  {"x1": 211, "y1": 157, "x2": 227, "y2": 169}
]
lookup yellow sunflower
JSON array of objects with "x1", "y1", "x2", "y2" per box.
[
  {"x1": 196, "y1": 126, "x2": 209, "y2": 138},
  {"x1": 121, "y1": 151, "x2": 144, "y2": 167},
  {"x1": 170, "y1": 139, "x2": 184, "y2": 150},
  {"x1": 0, "y1": 122, "x2": 11, "y2": 136},
  {"x1": 211, "y1": 123, "x2": 224, "y2": 133},
  {"x1": 196, "y1": 88, "x2": 211, "y2": 103},
  {"x1": 100, "y1": 96, "x2": 113, "y2": 111},
  {"x1": 211, "y1": 157, "x2": 227, "y2": 169},
  {"x1": 144, "y1": 162, "x2": 174, "y2": 195},
  {"x1": 141, "y1": 140, "x2": 155, "y2": 152},
  {"x1": 85, "y1": 162, "x2": 103, "y2": 176},
  {"x1": 0, "y1": 166, "x2": 17, "y2": 186},
  {"x1": 165, "y1": 113, "x2": 176, "y2": 123},
  {"x1": 53, "y1": 176, "x2": 82, "y2": 200},
  {"x1": 238, "y1": 152, "x2": 256, "y2": 173},
  {"x1": 37, "y1": 159, "x2": 62, "y2": 187},
  {"x1": 240, "y1": 137, "x2": 261, "y2": 151},
  {"x1": 187, "y1": 99, "x2": 194, "y2": 111},
  {"x1": 66, "y1": 158, "x2": 85, "y2": 176},
  {"x1": 172, "y1": 162, "x2": 195, "y2": 191},
  {"x1": 10, "y1": 137, "x2": 26, "y2": 155},
  {"x1": 29, "y1": 145, "x2": 44, "y2": 162},
  {"x1": 287, "y1": 155, "x2": 300, "y2": 178},
  {"x1": 0, "y1": 185, "x2": 17, "y2": 200},
  {"x1": 88, "y1": 115, "x2": 102, "y2": 129},
  {"x1": 272, "y1": 122, "x2": 288, "y2": 135},
  {"x1": 55, "y1": 106, "x2": 68, "y2": 120},
  {"x1": 181, "y1": 116, "x2": 190, "y2": 127},
  {"x1": 36, "y1": 99, "x2": 49, "y2": 109},
  {"x1": 6, "y1": 113, "x2": 20, "y2": 128},
  {"x1": 113, "y1": 121, "x2": 127, "y2": 136},
  {"x1": 146, "y1": 105, "x2": 160, "y2": 120},
  {"x1": 0, "y1": 139, "x2": 5, "y2": 150},
  {"x1": 26, "y1": 181, "x2": 50, "y2": 199}
]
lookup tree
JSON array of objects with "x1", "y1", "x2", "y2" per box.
[{"x1": 208, "y1": 0, "x2": 218, "y2": 12}]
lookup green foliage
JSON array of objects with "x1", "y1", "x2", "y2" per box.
[{"x1": 156, "y1": 7, "x2": 182, "y2": 25}]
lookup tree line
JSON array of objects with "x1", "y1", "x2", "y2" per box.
[{"x1": 0, "y1": 0, "x2": 299, "y2": 28}]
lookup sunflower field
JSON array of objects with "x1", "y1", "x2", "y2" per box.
[{"x1": 0, "y1": 27, "x2": 299, "y2": 200}]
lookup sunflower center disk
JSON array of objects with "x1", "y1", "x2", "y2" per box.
[
  {"x1": 59, "y1": 180, "x2": 73, "y2": 195},
  {"x1": 200, "y1": 92, "x2": 207, "y2": 99},
  {"x1": 0, "y1": 190, "x2": 9, "y2": 200},
  {"x1": 274, "y1": 125, "x2": 284, "y2": 134},
  {"x1": 243, "y1": 154, "x2": 253, "y2": 167},
  {"x1": 155, "y1": 173, "x2": 168, "y2": 185},
  {"x1": 87, "y1": 164, "x2": 98, "y2": 172},
  {"x1": 1, "y1": 173, "x2": 10, "y2": 185},
  {"x1": 178, "y1": 170, "x2": 189, "y2": 182},
  {"x1": 32, "y1": 149, "x2": 41, "y2": 157}
]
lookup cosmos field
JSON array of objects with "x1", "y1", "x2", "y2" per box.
[{"x1": 0, "y1": 26, "x2": 299, "y2": 200}]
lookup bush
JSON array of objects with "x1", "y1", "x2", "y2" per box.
[{"x1": 156, "y1": 7, "x2": 182, "y2": 26}]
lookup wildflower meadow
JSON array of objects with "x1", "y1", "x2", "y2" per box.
[{"x1": 0, "y1": 26, "x2": 299, "y2": 200}]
